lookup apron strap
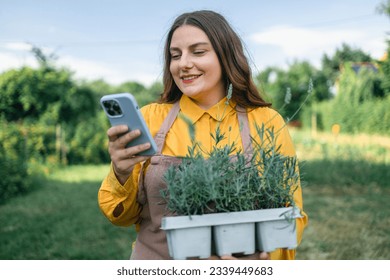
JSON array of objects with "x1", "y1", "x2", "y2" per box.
[
  {"x1": 236, "y1": 105, "x2": 253, "y2": 154},
  {"x1": 154, "y1": 101, "x2": 181, "y2": 154}
]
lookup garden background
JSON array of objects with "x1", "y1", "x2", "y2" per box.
[{"x1": 1, "y1": 1, "x2": 389, "y2": 259}]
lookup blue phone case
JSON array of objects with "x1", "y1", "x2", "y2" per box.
[{"x1": 100, "y1": 93, "x2": 157, "y2": 156}]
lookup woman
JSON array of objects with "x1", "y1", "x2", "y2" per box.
[{"x1": 98, "y1": 10, "x2": 308, "y2": 260}]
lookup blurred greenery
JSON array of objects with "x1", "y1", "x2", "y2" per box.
[
  {"x1": 1, "y1": 21, "x2": 389, "y2": 200},
  {"x1": 0, "y1": 165, "x2": 136, "y2": 260},
  {"x1": 290, "y1": 129, "x2": 390, "y2": 259},
  {"x1": 0, "y1": 131, "x2": 389, "y2": 259},
  {"x1": 0, "y1": 0, "x2": 389, "y2": 258}
]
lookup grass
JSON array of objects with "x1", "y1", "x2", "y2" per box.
[
  {"x1": 0, "y1": 165, "x2": 136, "y2": 260},
  {"x1": 0, "y1": 130, "x2": 389, "y2": 259},
  {"x1": 291, "y1": 129, "x2": 390, "y2": 260}
]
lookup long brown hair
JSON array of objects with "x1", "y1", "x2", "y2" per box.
[{"x1": 160, "y1": 10, "x2": 271, "y2": 108}]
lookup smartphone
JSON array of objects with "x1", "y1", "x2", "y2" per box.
[{"x1": 100, "y1": 93, "x2": 157, "y2": 156}]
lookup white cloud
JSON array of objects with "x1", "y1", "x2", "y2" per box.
[
  {"x1": 0, "y1": 51, "x2": 160, "y2": 86},
  {"x1": 0, "y1": 52, "x2": 38, "y2": 72},
  {"x1": 58, "y1": 55, "x2": 124, "y2": 83},
  {"x1": 2, "y1": 42, "x2": 55, "y2": 54},
  {"x1": 250, "y1": 25, "x2": 387, "y2": 67},
  {"x1": 251, "y1": 25, "x2": 362, "y2": 55},
  {"x1": 58, "y1": 56, "x2": 160, "y2": 85},
  {"x1": 3, "y1": 42, "x2": 33, "y2": 51}
]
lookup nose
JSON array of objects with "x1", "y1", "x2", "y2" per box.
[{"x1": 178, "y1": 53, "x2": 193, "y2": 69}]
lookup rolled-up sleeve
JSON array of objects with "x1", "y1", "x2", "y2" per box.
[{"x1": 98, "y1": 163, "x2": 142, "y2": 227}]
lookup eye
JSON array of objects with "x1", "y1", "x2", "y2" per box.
[
  {"x1": 193, "y1": 50, "x2": 206, "y2": 56},
  {"x1": 170, "y1": 53, "x2": 181, "y2": 60}
]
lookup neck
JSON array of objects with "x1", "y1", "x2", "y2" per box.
[{"x1": 190, "y1": 94, "x2": 225, "y2": 110}]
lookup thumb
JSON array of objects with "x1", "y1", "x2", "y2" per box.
[{"x1": 259, "y1": 252, "x2": 270, "y2": 260}]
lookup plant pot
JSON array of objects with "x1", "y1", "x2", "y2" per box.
[
  {"x1": 251, "y1": 207, "x2": 302, "y2": 253},
  {"x1": 256, "y1": 219, "x2": 298, "y2": 252},
  {"x1": 213, "y1": 222, "x2": 256, "y2": 256},
  {"x1": 161, "y1": 215, "x2": 213, "y2": 260},
  {"x1": 161, "y1": 206, "x2": 302, "y2": 260},
  {"x1": 165, "y1": 224, "x2": 212, "y2": 260}
]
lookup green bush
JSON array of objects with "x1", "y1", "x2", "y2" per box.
[
  {"x1": 0, "y1": 121, "x2": 30, "y2": 203},
  {"x1": 302, "y1": 96, "x2": 390, "y2": 135},
  {"x1": 302, "y1": 61, "x2": 390, "y2": 136},
  {"x1": 68, "y1": 112, "x2": 110, "y2": 164}
]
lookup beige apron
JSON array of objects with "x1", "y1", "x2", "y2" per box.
[{"x1": 131, "y1": 101, "x2": 252, "y2": 260}]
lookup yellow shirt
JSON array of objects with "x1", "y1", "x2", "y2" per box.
[{"x1": 98, "y1": 95, "x2": 308, "y2": 260}]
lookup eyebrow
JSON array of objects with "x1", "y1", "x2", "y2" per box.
[{"x1": 169, "y1": 42, "x2": 210, "y2": 51}]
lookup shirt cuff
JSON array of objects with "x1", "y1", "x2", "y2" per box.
[{"x1": 107, "y1": 164, "x2": 135, "y2": 197}]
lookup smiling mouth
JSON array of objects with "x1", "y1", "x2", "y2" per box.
[{"x1": 181, "y1": 74, "x2": 201, "y2": 81}]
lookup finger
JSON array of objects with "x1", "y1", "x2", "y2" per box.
[
  {"x1": 220, "y1": 255, "x2": 237, "y2": 260},
  {"x1": 113, "y1": 154, "x2": 150, "y2": 174},
  {"x1": 111, "y1": 145, "x2": 151, "y2": 167},
  {"x1": 107, "y1": 125, "x2": 129, "y2": 141},
  {"x1": 123, "y1": 142, "x2": 151, "y2": 159},
  {"x1": 259, "y1": 252, "x2": 270, "y2": 260},
  {"x1": 116, "y1": 129, "x2": 141, "y2": 148}
]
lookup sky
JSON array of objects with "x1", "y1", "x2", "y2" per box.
[{"x1": 0, "y1": 0, "x2": 389, "y2": 86}]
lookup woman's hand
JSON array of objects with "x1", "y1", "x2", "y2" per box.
[
  {"x1": 220, "y1": 252, "x2": 270, "y2": 260},
  {"x1": 204, "y1": 252, "x2": 270, "y2": 260},
  {"x1": 107, "y1": 125, "x2": 152, "y2": 185}
]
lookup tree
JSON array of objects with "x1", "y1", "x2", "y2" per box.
[
  {"x1": 115, "y1": 81, "x2": 146, "y2": 95},
  {"x1": 321, "y1": 43, "x2": 372, "y2": 86},
  {"x1": 0, "y1": 47, "x2": 98, "y2": 165},
  {"x1": 377, "y1": 0, "x2": 390, "y2": 96},
  {"x1": 147, "y1": 81, "x2": 163, "y2": 98},
  {"x1": 257, "y1": 61, "x2": 320, "y2": 121},
  {"x1": 0, "y1": 66, "x2": 96, "y2": 125},
  {"x1": 336, "y1": 62, "x2": 380, "y2": 105},
  {"x1": 83, "y1": 79, "x2": 116, "y2": 100},
  {"x1": 377, "y1": 0, "x2": 390, "y2": 16},
  {"x1": 31, "y1": 44, "x2": 58, "y2": 68}
]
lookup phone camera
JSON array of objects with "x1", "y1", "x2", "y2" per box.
[{"x1": 103, "y1": 100, "x2": 123, "y2": 116}]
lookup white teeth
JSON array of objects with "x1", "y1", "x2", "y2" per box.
[{"x1": 182, "y1": 75, "x2": 199, "y2": 80}]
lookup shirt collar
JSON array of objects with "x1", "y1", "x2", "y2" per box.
[{"x1": 179, "y1": 95, "x2": 236, "y2": 123}]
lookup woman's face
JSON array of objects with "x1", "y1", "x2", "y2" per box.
[{"x1": 169, "y1": 25, "x2": 225, "y2": 109}]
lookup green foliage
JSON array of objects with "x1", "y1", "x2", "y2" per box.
[
  {"x1": 82, "y1": 79, "x2": 162, "y2": 107},
  {"x1": 0, "y1": 165, "x2": 136, "y2": 260},
  {"x1": 2, "y1": 138, "x2": 389, "y2": 259},
  {"x1": 321, "y1": 43, "x2": 372, "y2": 85},
  {"x1": 0, "y1": 121, "x2": 30, "y2": 204},
  {"x1": 131, "y1": 81, "x2": 162, "y2": 107},
  {"x1": 257, "y1": 43, "x2": 382, "y2": 130},
  {"x1": 378, "y1": 42, "x2": 390, "y2": 95},
  {"x1": 111, "y1": 80, "x2": 162, "y2": 107},
  {"x1": 302, "y1": 61, "x2": 389, "y2": 135},
  {"x1": 82, "y1": 79, "x2": 116, "y2": 100},
  {"x1": 0, "y1": 66, "x2": 97, "y2": 125},
  {"x1": 250, "y1": 124, "x2": 299, "y2": 209},
  {"x1": 31, "y1": 44, "x2": 58, "y2": 68},
  {"x1": 115, "y1": 81, "x2": 146, "y2": 94},
  {"x1": 161, "y1": 125, "x2": 299, "y2": 216},
  {"x1": 68, "y1": 111, "x2": 110, "y2": 164},
  {"x1": 0, "y1": 60, "x2": 162, "y2": 168},
  {"x1": 377, "y1": 0, "x2": 390, "y2": 16},
  {"x1": 303, "y1": 95, "x2": 390, "y2": 135},
  {"x1": 337, "y1": 62, "x2": 381, "y2": 104},
  {"x1": 257, "y1": 61, "x2": 325, "y2": 121},
  {"x1": 0, "y1": 62, "x2": 104, "y2": 166}
]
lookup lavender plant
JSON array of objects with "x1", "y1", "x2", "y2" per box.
[{"x1": 161, "y1": 81, "x2": 312, "y2": 216}]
